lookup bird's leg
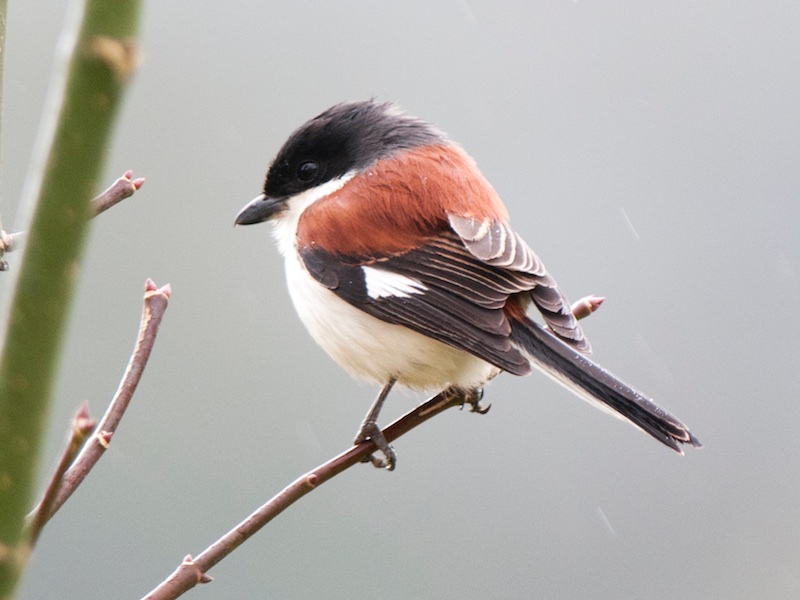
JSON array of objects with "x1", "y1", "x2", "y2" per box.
[{"x1": 354, "y1": 378, "x2": 398, "y2": 470}]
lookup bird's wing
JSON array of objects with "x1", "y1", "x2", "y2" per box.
[
  {"x1": 448, "y1": 214, "x2": 591, "y2": 354},
  {"x1": 299, "y1": 232, "x2": 535, "y2": 376},
  {"x1": 294, "y1": 141, "x2": 589, "y2": 362}
]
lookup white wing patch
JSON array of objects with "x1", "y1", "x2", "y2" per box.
[{"x1": 362, "y1": 266, "x2": 427, "y2": 299}]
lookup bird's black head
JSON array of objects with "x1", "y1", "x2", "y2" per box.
[
  {"x1": 235, "y1": 100, "x2": 445, "y2": 226},
  {"x1": 263, "y1": 100, "x2": 445, "y2": 199}
]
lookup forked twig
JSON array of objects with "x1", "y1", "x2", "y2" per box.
[
  {"x1": 26, "y1": 403, "x2": 96, "y2": 545},
  {"x1": 27, "y1": 279, "x2": 170, "y2": 535}
]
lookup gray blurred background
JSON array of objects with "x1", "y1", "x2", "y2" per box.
[{"x1": 3, "y1": 1, "x2": 799, "y2": 598}]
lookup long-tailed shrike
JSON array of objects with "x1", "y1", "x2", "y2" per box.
[{"x1": 236, "y1": 100, "x2": 701, "y2": 470}]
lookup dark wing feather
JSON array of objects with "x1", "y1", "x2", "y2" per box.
[
  {"x1": 299, "y1": 242, "x2": 532, "y2": 376},
  {"x1": 449, "y1": 215, "x2": 591, "y2": 353},
  {"x1": 386, "y1": 237, "x2": 537, "y2": 309},
  {"x1": 300, "y1": 212, "x2": 590, "y2": 374}
]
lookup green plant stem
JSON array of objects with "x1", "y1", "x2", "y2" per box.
[
  {"x1": 0, "y1": 1, "x2": 141, "y2": 596},
  {"x1": 0, "y1": 0, "x2": 7, "y2": 186},
  {"x1": 0, "y1": 0, "x2": 8, "y2": 239}
]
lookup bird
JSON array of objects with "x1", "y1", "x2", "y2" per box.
[{"x1": 235, "y1": 99, "x2": 701, "y2": 470}]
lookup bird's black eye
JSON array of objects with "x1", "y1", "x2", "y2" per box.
[{"x1": 297, "y1": 160, "x2": 319, "y2": 182}]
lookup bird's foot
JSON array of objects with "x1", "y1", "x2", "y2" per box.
[
  {"x1": 354, "y1": 421, "x2": 397, "y2": 471},
  {"x1": 450, "y1": 386, "x2": 491, "y2": 414}
]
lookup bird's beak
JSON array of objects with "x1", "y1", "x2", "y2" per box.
[{"x1": 235, "y1": 194, "x2": 283, "y2": 225}]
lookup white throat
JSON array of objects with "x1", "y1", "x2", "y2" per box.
[{"x1": 271, "y1": 172, "x2": 355, "y2": 256}]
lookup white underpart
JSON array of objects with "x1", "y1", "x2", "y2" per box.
[
  {"x1": 285, "y1": 256, "x2": 498, "y2": 389},
  {"x1": 270, "y1": 174, "x2": 498, "y2": 390},
  {"x1": 362, "y1": 266, "x2": 427, "y2": 299}
]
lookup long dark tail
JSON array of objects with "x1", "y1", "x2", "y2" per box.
[{"x1": 510, "y1": 316, "x2": 701, "y2": 453}]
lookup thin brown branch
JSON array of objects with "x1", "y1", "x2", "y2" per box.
[
  {"x1": 38, "y1": 278, "x2": 170, "y2": 526},
  {"x1": 571, "y1": 294, "x2": 604, "y2": 321},
  {"x1": 142, "y1": 292, "x2": 605, "y2": 599},
  {"x1": 0, "y1": 170, "x2": 144, "y2": 269},
  {"x1": 26, "y1": 402, "x2": 96, "y2": 545},
  {"x1": 90, "y1": 169, "x2": 145, "y2": 217},
  {"x1": 142, "y1": 390, "x2": 464, "y2": 600}
]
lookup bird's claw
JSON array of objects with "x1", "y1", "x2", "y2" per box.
[
  {"x1": 354, "y1": 422, "x2": 397, "y2": 471},
  {"x1": 470, "y1": 400, "x2": 492, "y2": 414},
  {"x1": 456, "y1": 387, "x2": 491, "y2": 414}
]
